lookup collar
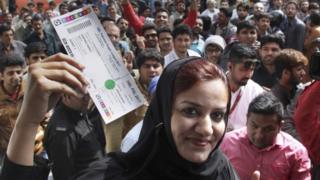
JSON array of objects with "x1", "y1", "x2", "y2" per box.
[
  {"x1": 244, "y1": 129, "x2": 282, "y2": 152},
  {"x1": 0, "y1": 81, "x2": 21, "y2": 101}
]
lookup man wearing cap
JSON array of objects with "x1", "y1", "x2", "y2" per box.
[
  {"x1": 203, "y1": 35, "x2": 226, "y2": 64},
  {"x1": 226, "y1": 43, "x2": 264, "y2": 131}
]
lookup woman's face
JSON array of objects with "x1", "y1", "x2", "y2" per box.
[{"x1": 171, "y1": 79, "x2": 228, "y2": 163}]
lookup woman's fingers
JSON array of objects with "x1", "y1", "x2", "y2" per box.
[
  {"x1": 41, "y1": 61, "x2": 88, "y2": 86},
  {"x1": 28, "y1": 54, "x2": 88, "y2": 95},
  {"x1": 41, "y1": 69, "x2": 86, "y2": 94},
  {"x1": 43, "y1": 53, "x2": 85, "y2": 70}
]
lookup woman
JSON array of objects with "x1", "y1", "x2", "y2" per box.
[{"x1": 1, "y1": 54, "x2": 239, "y2": 179}]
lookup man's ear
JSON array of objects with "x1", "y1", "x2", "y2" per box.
[
  {"x1": 0, "y1": 71, "x2": 3, "y2": 81},
  {"x1": 227, "y1": 62, "x2": 232, "y2": 71},
  {"x1": 282, "y1": 69, "x2": 291, "y2": 80}
]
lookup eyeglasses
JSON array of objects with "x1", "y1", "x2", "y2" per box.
[
  {"x1": 141, "y1": 63, "x2": 161, "y2": 69},
  {"x1": 206, "y1": 47, "x2": 222, "y2": 53}
]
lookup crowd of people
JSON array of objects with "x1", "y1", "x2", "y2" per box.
[{"x1": 0, "y1": 0, "x2": 319, "y2": 179}]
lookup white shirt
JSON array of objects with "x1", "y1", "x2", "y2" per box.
[
  {"x1": 228, "y1": 79, "x2": 264, "y2": 130},
  {"x1": 200, "y1": 8, "x2": 219, "y2": 23},
  {"x1": 164, "y1": 49, "x2": 200, "y2": 67},
  {"x1": 121, "y1": 120, "x2": 143, "y2": 152}
]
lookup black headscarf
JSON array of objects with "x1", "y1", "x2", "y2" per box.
[{"x1": 75, "y1": 57, "x2": 238, "y2": 180}]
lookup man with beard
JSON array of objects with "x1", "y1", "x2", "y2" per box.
[
  {"x1": 253, "y1": 35, "x2": 283, "y2": 89},
  {"x1": 191, "y1": 17, "x2": 205, "y2": 54},
  {"x1": 271, "y1": 49, "x2": 308, "y2": 108},
  {"x1": 227, "y1": 43, "x2": 264, "y2": 131},
  {"x1": 280, "y1": 0, "x2": 305, "y2": 52},
  {"x1": 271, "y1": 49, "x2": 308, "y2": 140},
  {"x1": 142, "y1": 24, "x2": 159, "y2": 50}
]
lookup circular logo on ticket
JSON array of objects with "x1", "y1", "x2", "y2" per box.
[{"x1": 105, "y1": 80, "x2": 116, "y2": 90}]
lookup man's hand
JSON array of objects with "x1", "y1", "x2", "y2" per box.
[{"x1": 251, "y1": 170, "x2": 260, "y2": 180}]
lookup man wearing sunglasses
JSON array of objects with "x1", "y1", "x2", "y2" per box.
[{"x1": 226, "y1": 43, "x2": 265, "y2": 131}]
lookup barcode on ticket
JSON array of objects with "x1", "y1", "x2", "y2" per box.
[{"x1": 67, "y1": 20, "x2": 92, "y2": 34}]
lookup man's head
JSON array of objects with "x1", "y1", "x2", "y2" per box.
[
  {"x1": 228, "y1": 43, "x2": 257, "y2": 86},
  {"x1": 23, "y1": 13, "x2": 32, "y2": 25},
  {"x1": 256, "y1": 13, "x2": 271, "y2": 32},
  {"x1": 0, "y1": 25, "x2": 14, "y2": 46},
  {"x1": 236, "y1": 3, "x2": 249, "y2": 20},
  {"x1": 285, "y1": 1, "x2": 299, "y2": 19},
  {"x1": 274, "y1": 49, "x2": 308, "y2": 86},
  {"x1": 253, "y1": 2, "x2": 265, "y2": 17},
  {"x1": 3, "y1": 13, "x2": 13, "y2": 26},
  {"x1": 59, "y1": 2, "x2": 69, "y2": 15},
  {"x1": 172, "y1": 25, "x2": 193, "y2": 55},
  {"x1": 136, "y1": 48, "x2": 164, "y2": 85},
  {"x1": 105, "y1": 23, "x2": 120, "y2": 46},
  {"x1": 300, "y1": 0, "x2": 309, "y2": 13},
  {"x1": 31, "y1": 14, "x2": 44, "y2": 35},
  {"x1": 0, "y1": 54, "x2": 25, "y2": 93},
  {"x1": 259, "y1": 35, "x2": 283, "y2": 67},
  {"x1": 218, "y1": 8, "x2": 232, "y2": 26},
  {"x1": 246, "y1": 92, "x2": 283, "y2": 149},
  {"x1": 237, "y1": 21, "x2": 258, "y2": 45},
  {"x1": 157, "y1": 26, "x2": 173, "y2": 54},
  {"x1": 176, "y1": 0, "x2": 186, "y2": 13},
  {"x1": 142, "y1": 24, "x2": 159, "y2": 48},
  {"x1": 273, "y1": 0, "x2": 283, "y2": 9},
  {"x1": 220, "y1": 0, "x2": 229, "y2": 9},
  {"x1": 207, "y1": 0, "x2": 217, "y2": 9},
  {"x1": 116, "y1": 18, "x2": 129, "y2": 34},
  {"x1": 192, "y1": 18, "x2": 204, "y2": 35},
  {"x1": 25, "y1": 42, "x2": 48, "y2": 65},
  {"x1": 155, "y1": 8, "x2": 169, "y2": 27}
]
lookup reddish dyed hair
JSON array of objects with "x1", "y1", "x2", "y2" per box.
[{"x1": 173, "y1": 59, "x2": 228, "y2": 100}]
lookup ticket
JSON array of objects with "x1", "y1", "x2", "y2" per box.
[{"x1": 51, "y1": 6, "x2": 145, "y2": 124}]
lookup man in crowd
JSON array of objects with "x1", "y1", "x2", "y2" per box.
[
  {"x1": 0, "y1": 24, "x2": 26, "y2": 61},
  {"x1": 271, "y1": 49, "x2": 308, "y2": 139},
  {"x1": 281, "y1": 0, "x2": 305, "y2": 51},
  {"x1": 256, "y1": 13, "x2": 272, "y2": 41},
  {"x1": 191, "y1": 17, "x2": 205, "y2": 54},
  {"x1": 226, "y1": 43, "x2": 264, "y2": 131},
  {"x1": 25, "y1": 42, "x2": 48, "y2": 65},
  {"x1": 157, "y1": 26, "x2": 173, "y2": 57},
  {"x1": 253, "y1": 35, "x2": 283, "y2": 89},
  {"x1": 230, "y1": 3, "x2": 249, "y2": 26},
  {"x1": 271, "y1": 49, "x2": 308, "y2": 107},
  {"x1": 211, "y1": 7, "x2": 237, "y2": 44},
  {"x1": 142, "y1": 24, "x2": 159, "y2": 50},
  {"x1": 220, "y1": 21, "x2": 259, "y2": 71},
  {"x1": 0, "y1": 54, "x2": 25, "y2": 166},
  {"x1": 24, "y1": 14, "x2": 59, "y2": 56},
  {"x1": 164, "y1": 24, "x2": 200, "y2": 67},
  {"x1": 221, "y1": 93, "x2": 311, "y2": 179},
  {"x1": 106, "y1": 48, "x2": 164, "y2": 152},
  {"x1": 200, "y1": 0, "x2": 219, "y2": 23}
]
